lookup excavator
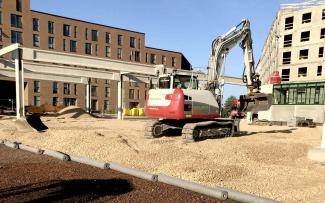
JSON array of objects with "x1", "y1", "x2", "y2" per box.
[{"x1": 144, "y1": 19, "x2": 272, "y2": 141}]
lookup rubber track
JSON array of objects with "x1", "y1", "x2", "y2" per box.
[
  {"x1": 182, "y1": 121, "x2": 233, "y2": 142},
  {"x1": 144, "y1": 120, "x2": 161, "y2": 138}
]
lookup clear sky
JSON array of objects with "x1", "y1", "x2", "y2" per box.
[{"x1": 31, "y1": 0, "x2": 305, "y2": 100}]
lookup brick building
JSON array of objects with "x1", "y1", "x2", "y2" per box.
[{"x1": 0, "y1": 0, "x2": 191, "y2": 112}]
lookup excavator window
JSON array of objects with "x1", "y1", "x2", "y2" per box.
[
  {"x1": 173, "y1": 75, "x2": 198, "y2": 89},
  {"x1": 158, "y1": 76, "x2": 171, "y2": 89}
]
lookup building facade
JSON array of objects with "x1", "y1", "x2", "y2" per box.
[
  {"x1": 256, "y1": 1, "x2": 325, "y2": 123},
  {"x1": 0, "y1": 0, "x2": 191, "y2": 112}
]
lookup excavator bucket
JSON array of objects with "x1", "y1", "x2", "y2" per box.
[{"x1": 238, "y1": 93, "x2": 273, "y2": 112}]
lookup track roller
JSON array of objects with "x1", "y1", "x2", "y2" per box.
[{"x1": 144, "y1": 120, "x2": 163, "y2": 138}]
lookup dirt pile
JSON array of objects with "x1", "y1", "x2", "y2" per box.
[{"x1": 57, "y1": 106, "x2": 94, "y2": 119}]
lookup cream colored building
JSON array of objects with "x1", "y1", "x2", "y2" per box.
[
  {"x1": 256, "y1": 1, "x2": 325, "y2": 123},
  {"x1": 257, "y1": 0, "x2": 325, "y2": 84}
]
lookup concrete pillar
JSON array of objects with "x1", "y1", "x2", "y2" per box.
[
  {"x1": 86, "y1": 78, "x2": 91, "y2": 113},
  {"x1": 15, "y1": 48, "x2": 24, "y2": 119},
  {"x1": 117, "y1": 74, "x2": 123, "y2": 120},
  {"x1": 307, "y1": 122, "x2": 325, "y2": 162},
  {"x1": 321, "y1": 123, "x2": 325, "y2": 148}
]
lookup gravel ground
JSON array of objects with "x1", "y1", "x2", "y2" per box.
[
  {"x1": 1, "y1": 115, "x2": 325, "y2": 202},
  {"x1": 0, "y1": 145, "x2": 237, "y2": 203}
]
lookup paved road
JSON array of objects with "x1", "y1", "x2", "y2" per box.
[{"x1": 0, "y1": 145, "x2": 238, "y2": 203}]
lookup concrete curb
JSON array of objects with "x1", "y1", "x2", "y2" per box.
[
  {"x1": 215, "y1": 186, "x2": 282, "y2": 203},
  {"x1": 109, "y1": 162, "x2": 158, "y2": 182},
  {"x1": 4, "y1": 140, "x2": 19, "y2": 149},
  {"x1": 43, "y1": 149, "x2": 70, "y2": 161},
  {"x1": 1, "y1": 142, "x2": 281, "y2": 202},
  {"x1": 157, "y1": 174, "x2": 228, "y2": 200},
  {"x1": 19, "y1": 144, "x2": 44, "y2": 155},
  {"x1": 69, "y1": 154, "x2": 109, "y2": 169}
]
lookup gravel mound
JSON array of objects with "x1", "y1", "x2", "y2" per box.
[
  {"x1": 0, "y1": 117, "x2": 324, "y2": 202},
  {"x1": 57, "y1": 106, "x2": 93, "y2": 119}
]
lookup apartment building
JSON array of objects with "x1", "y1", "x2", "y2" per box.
[
  {"x1": 0, "y1": 0, "x2": 191, "y2": 112},
  {"x1": 256, "y1": 1, "x2": 325, "y2": 123}
]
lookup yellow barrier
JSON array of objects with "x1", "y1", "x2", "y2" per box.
[
  {"x1": 130, "y1": 108, "x2": 139, "y2": 116},
  {"x1": 138, "y1": 108, "x2": 145, "y2": 116},
  {"x1": 123, "y1": 108, "x2": 130, "y2": 116}
]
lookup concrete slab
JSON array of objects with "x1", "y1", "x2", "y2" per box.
[{"x1": 307, "y1": 147, "x2": 325, "y2": 163}]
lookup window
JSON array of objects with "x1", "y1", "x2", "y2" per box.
[
  {"x1": 150, "y1": 54, "x2": 156, "y2": 64},
  {"x1": 53, "y1": 82, "x2": 58, "y2": 94},
  {"x1": 85, "y1": 43, "x2": 92, "y2": 55},
  {"x1": 129, "y1": 89, "x2": 135, "y2": 99},
  {"x1": 0, "y1": 0, "x2": 3, "y2": 8},
  {"x1": 63, "y1": 39, "x2": 66, "y2": 51},
  {"x1": 118, "y1": 35, "x2": 123, "y2": 45},
  {"x1": 74, "y1": 26, "x2": 77, "y2": 38},
  {"x1": 85, "y1": 28, "x2": 88, "y2": 40},
  {"x1": 48, "y1": 37, "x2": 54, "y2": 49},
  {"x1": 105, "y1": 80, "x2": 110, "y2": 85},
  {"x1": 16, "y1": 0, "x2": 22, "y2": 12},
  {"x1": 298, "y1": 67, "x2": 307, "y2": 77},
  {"x1": 117, "y1": 48, "x2": 123, "y2": 59},
  {"x1": 299, "y1": 49, "x2": 308, "y2": 60},
  {"x1": 11, "y1": 14, "x2": 22, "y2": 28},
  {"x1": 282, "y1": 51, "x2": 291, "y2": 64},
  {"x1": 33, "y1": 34, "x2": 40, "y2": 47},
  {"x1": 323, "y1": 9, "x2": 325, "y2": 20},
  {"x1": 70, "y1": 40, "x2": 77, "y2": 52},
  {"x1": 34, "y1": 96, "x2": 40, "y2": 106},
  {"x1": 11, "y1": 31, "x2": 23, "y2": 44},
  {"x1": 105, "y1": 32, "x2": 111, "y2": 44},
  {"x1": 273, "y1": 83, "x2": 325, "y2": 105},
  {"x1": 162, "y1": 56, "x2": 166, "y2": 65},
  {"x1": 63, "y1": 24, "x2": 70, "y2": 36},
  {"x1": 300, "y1": 31, "x2": 310, "y2": 42},
  {"x1": 34, "y1": 81, "x2": 40, "y2": 93},
  {"x1": 130, "y1": 37, "x2": 135, "y2": 48},
  {"x1": 63, "y1": 98, "x2": 76, "y2": 106},
  {"x1": 33, "y1": 18, "x2": 39, "y2": 31},
  {"x1": 105, "y1": 87, "x2": 110, "y2": 97},
  {"x1": 135, "y1": 51, "x2": 140, "y2": 62},
  {"x1": 105, "y1": 46, "x2": 111, "y2": 57},
  {"x1": 319, "y1": 47, "x2": 324, "y2": 58},
  {"x1": 52, "y1": 97, "x2": 58, "y2": 106},
  {"x1": 172, "y1": 57, "x2": 177, "y2": 67},
  {"x1": 0, "y1": 11, "x2": 2, "y2": 25},
  {"x1": 74, "y1": 84, "x2": 77, "y2": 95},
  {"x1": 302, "y1": 12, "x2": 311, "y2": 24},
  {"x1": 91, "y1": 99, "x2": 97, "y2": 111},
  {"x1": 321, "y1": 28, "x2": 325, "y2": 39},
  {"x1": 91, "y1": 30, "x2": 98, "y2": 41},
  {"x1": 48, "y1": 21, "x2": 54, "y2": 34},
  {"x1": 285, "y1": 16, "x2": 293, "y2": 30},
  {"x1": 318, "y1": 66, "x2": 322, "y2": 76},
  {"x1": 63, "y1": 83, "x2": 70, "y2": 95},
  {"x1": 91, "y1": 86, "x2": 97, "y2": 97},
  {"x1": 0, "y1": 28, "x2": 2, "y2": 41},
  {"x1": 281, "y1": 69, "x2": 290, "y2": 82},
  {"x1": 104, "y1": 100, "x2": 109, "y2": 111}
]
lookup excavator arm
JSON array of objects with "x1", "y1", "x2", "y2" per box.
[{"x1": 207, "y1": 19, "x2": 272, "y2": 112}]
